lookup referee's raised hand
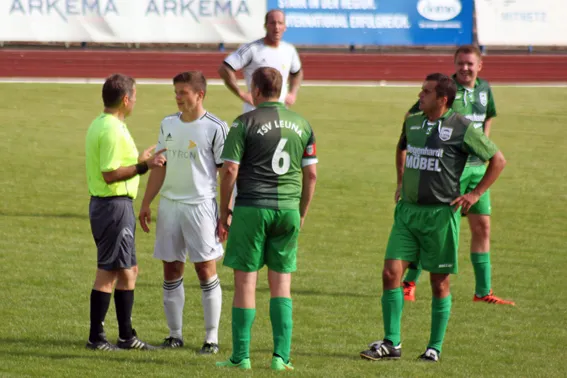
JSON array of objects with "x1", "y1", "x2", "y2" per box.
[
  {"x1": 145, "y1": 148, "x2": 167, "y2": 168},
  {"x1": 138, "y1": 144, "x2": 157, "y2": 163}
]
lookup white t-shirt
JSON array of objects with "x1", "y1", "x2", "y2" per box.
[
  {"x1": 156, "y1": 111, "x2": 228, "y2": 204},
  {"x1": 224, "y1": 38, "x2": 302, "y2": 113}
]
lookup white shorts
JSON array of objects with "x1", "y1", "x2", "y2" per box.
[{"x1": 153, "y1": 197, "x2": 224, "y2": 264}]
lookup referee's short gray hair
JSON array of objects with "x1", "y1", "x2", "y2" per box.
[{"x1": 102, "y1": 74, "x2": 135, "y2": 108}]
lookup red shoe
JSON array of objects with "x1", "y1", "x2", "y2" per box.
[
  {"x1": 403, "y1": 281, "x2": 416, "y2": 301},
  {"x1": 473, "y1": 290, "x2": 515, "y2": 306}
]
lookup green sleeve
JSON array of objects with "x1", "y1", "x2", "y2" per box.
[
  {"x1": 408, "y1": 100, "x2": 420, "y2": 114},
  {"x1": 221, "y1": 118, "x2": 246, "y2": 163},
  {"x1": 462, "y1": 124, "x2": 499, "y2": 162},
  {"x1": 99, "y1": 126, "x2": 122, "y2": 172},
  {"x1": 486, "y1": 88, "x2": 497, "y2": 118}
]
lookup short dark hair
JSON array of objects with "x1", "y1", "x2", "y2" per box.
[
  {"x1": 453, "y1": 44, "x2": 482, "y2": 62},
  {"x1": 265, "y1": 9, "x2": 285, "y2": 25},
  {"x1": 102, "y1": 74, "x2": 135, "y2": 108},
  {"x1": 252, "y1": 67, "x2": 283, "y2": 99},
  {"x1": 173, "y1": 71, "x2": 207, "y2": 96},
  {"x1": 425, "y1": 73, "x2": 457, "y2": 107}
]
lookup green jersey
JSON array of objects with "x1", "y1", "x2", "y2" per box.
[
  {"x1": 221, "y1": 102, "x2": 317, "y2": 210},
  {"x1": 408, "y1": 75, "x2": 497, "y2": 166},
  {"x1": 85, "y1": 113, "x2": 140, "y2": 199},
  {"x1": 398, "y1": 109, "x2": 498, "y2": 205}
]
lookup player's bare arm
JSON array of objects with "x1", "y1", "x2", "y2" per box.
[
  {"x1": 395, "y1": 146, "x2": 406, "y2": 203},
  {"x1": 102, "y1": 148, "x2": 166, "y2": 184},
  {"x1": 219, "y1": 161, "x2": 239, "y2": 241},
  {"x1": 299, "y1": 164, "x2": 317, "y2": 228},
  {"x1": 451, "y1": 150, "x2": 506, "y2": 212},
  {"x1": 139, "y1": 165, "x2": 167, "y2": 233},
  {"x1": 286, "y1": 69, "x2": 303, "y2": 107},
  {"x1": 217, "y1": 63, "x2": 253, "y2": 105},
  {"x1": 484, "y1": 117, "x2": 493, "y2": 137},
  {"x1": 395, "y1": 123, "x2": 407, "y2": 202},
  {"x1": 217, "y1": 167, "x2": 235, "y2": 213}
]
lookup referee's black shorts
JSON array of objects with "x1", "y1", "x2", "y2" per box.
[{"x1": 89, "y1": 196, "x2": 137, "y2": 271}]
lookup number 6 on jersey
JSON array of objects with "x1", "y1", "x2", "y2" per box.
[{"x1": 272, "y1": 138, "x2": 290, "y2": 175}]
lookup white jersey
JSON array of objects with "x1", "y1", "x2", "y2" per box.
[
  {"x1": 156, "y1": 111, "x2": 228, "y2": 204},
  {"x1": 224, "y1": 38, "x2": 302, "y2": 113}
]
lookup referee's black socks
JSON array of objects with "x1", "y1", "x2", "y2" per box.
[
  {"x1": 114, "y1": 289, "x2": 134, "y2": 340},
  {"x1": 89, "y1": 289, "x2": 111, "y2": 342}
]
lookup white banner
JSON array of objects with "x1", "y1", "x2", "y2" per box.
[
  {"x1": 0, "y1": 0, "x2": 266, "y2": 43},
  {"x1": 475, "y1": 0, "x2": 567, "y2": 46}
]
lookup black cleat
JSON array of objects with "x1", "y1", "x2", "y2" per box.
[
  {"x1": 418, "y1": 348, "x2": 440, "y2": 362},
  {"x1": 116, "y1": 329, "x2": 156, "y2": 350},
  {"x1": 86, "y1": 338, "x2": 120, "y2": 351},
  {"x1": 360, "y1": 339, "x2": 401, "y2": 361},
  {"x1": 199, "y1": 342, "x2": 219, "y2": 355},
  {"x1": 161, "y1": 337, "x2": 184, "y2": 349}
]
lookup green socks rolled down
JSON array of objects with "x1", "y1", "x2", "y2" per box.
[{"x1": 404, "y1": 267, "x2": 422, "y2": 284}]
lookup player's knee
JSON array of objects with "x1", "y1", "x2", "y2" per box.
[
  {"x1": 470, "y1": 217, "x2": 490, "y2": 240},
  {"x1": 131, "y1": 265, "x2": 139, "y2": 279},
  {"x1": 382, "y1": 266, "x2": 399, "y2": 288},
  {"x1": 163, "y1": 261, "x2": 184, "y2": 281},
  {"x1": 194, "y1": 261, "x2": 216, "y2": 281},
  {"x1": 430, "y1": 274, "x2": 450, "y2": 298},
  {"x1": 115, "y1": 267, "x2": 137, "y2": 290}
]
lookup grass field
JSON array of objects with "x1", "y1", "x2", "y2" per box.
[{"x1": 1, "y1": 83, "x2": 566, "y2": 378}]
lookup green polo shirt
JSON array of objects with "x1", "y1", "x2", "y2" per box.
[{"x1": 85, "y1": 113, "x2": 139, "y2": 199}]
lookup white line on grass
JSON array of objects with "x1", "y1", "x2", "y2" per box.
[{"x1": 1, "y1": 77, "x2": 567, "y2": 88}]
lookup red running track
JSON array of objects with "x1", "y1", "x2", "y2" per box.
[{"x1": 1, "y1": 49, "x2": 567, "y2": 82}]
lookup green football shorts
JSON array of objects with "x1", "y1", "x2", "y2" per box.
[
  {"x1": 460, "y1": 165, "x2": 491, "y2": 215},
  {"x1": 223, "y1": 206, "x2": 301, "y2": 273},
  {"x1": 385, "y1": 201, "x2": 461, "y2": 274}
]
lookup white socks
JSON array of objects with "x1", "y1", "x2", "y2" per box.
[
  {"x1": 163, "y1": 274, "x2": 222, "y2": 343},
  {"x1": 163, "y1": 277, "x2": 185, "y2": 339},
  {"x1": 200, "y1": 274, "x2": 222, "y2": 344}
]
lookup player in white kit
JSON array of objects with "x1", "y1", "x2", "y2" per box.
[
  {"x1": 218, "y1": 9, "x2": 303, "y2": 113},
  {"x1": 138, "y1": 71, "x2": 228, "y2": 354}
]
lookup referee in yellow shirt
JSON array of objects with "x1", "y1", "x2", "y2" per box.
[{"x1": 85, "y1": 73, "x2": 166, "y2": 351}]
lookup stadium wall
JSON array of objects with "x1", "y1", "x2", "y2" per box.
[{"x1": 2, "y1": 49, "x2": 567, "y2": 83}]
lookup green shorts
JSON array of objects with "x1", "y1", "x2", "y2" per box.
[
  {"x1": 385, "y1": 201, "x2": 461, "y2": 274},
  {"x1": 460, "y1": 165, "x2": 491, "y2": 215},
  {"x1": 223, "y1": 206, "x2": 300, "y2": 273}
]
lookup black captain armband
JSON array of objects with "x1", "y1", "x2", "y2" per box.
[{"x1": 135, "y1": 162, "x2": 149, "y2": 175}]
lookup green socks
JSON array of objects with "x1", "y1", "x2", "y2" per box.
[
  {"x1": 404, "y1": 267, "x2": 422, "y2": 284},
  {"x1": 406, "y1": 253, "x2": 492, "y2": 296},
  {"x1": 471, "y1": 252, "x2": 491, "y2": 297},
  {"x1": 231, "y1": 299, "x2": 294, "y2": 365},
  {"x1": 382, "y1": 287, "x2": 404, "y2": 346},
  {"x1": 231, "y1": 307, "x2": 256, "y2": 363},
  {"x1": 270, "y1": 297, "x2": 293, "y2": 363},
  {"x1": 428, "y1": 294, "x2": 452, "y2": 353}
]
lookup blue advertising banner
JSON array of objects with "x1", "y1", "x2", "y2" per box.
[{"x1": 268, "y1": 0, "x2": 472, "y2": 46}]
